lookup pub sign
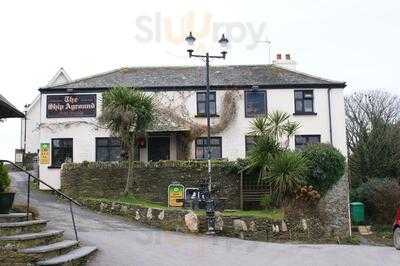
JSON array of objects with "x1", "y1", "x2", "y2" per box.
[{"x1": 46, "y1": 94, "x2": 96, "y2": 118}]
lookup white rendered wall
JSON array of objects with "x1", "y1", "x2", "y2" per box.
[
  {"x1": 23, "y1": 97, "x2": 41, "y2": 154},
  {"x1": 34, "y1": 88, "x2": 347, "y2": 189}
]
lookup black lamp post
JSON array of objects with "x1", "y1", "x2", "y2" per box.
[{"x1": 185, "y1": 32, "x2": 229, "y2": 235}]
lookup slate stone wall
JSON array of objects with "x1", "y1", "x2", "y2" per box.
[
  {"x1": 81, "y1": 198, "x2": 329, "y2": 243},
  {"x1": 317, "y1": 175, "x2": 351, "y2": 237},
  {"x1": 61, "y1": 161, "x2": 241, "y2": 209}
]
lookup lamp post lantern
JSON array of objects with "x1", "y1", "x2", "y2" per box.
[{"x1": 185, "y1": 32, "x2": 229, "y2": 235}]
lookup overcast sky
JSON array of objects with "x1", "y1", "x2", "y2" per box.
[{"x1": 0, "y1": 0, "x2": 399, "y2": 160}]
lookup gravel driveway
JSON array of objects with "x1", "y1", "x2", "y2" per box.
[{"x1": 10, "y1": 171, "x2": 400, "y2": 266}]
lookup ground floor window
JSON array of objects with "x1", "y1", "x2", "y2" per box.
[
  {"x1": 96, "y1": 137, "x2": 122, "y2": 161},
  {"x1": 245, "y1": 136, "x2": 256, "y2": 157},
  {"x1": 195, "y1": 137, "x2": 222, "y2": 159},
  {"x1": 51, "y1": 138, "x2": 73, "y2": 167},
  {"x1": 295, "y1": 135, "x2": 321, "y2": 150}
]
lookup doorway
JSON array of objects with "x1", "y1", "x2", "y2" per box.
[{"x1": 148, "y1": 136, "x2": 170, "y2": 161}]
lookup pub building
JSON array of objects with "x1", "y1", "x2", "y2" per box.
[{"x1": 21, "y1": 62, "x2": 348, "y2": 190}]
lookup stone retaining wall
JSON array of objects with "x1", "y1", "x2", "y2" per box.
[
  {"x1": 81, "y1": 198, "x2": 330, "y2": 243},
  {"x1": 61, "y1": 161, "x2": 242, "y2": 209}
]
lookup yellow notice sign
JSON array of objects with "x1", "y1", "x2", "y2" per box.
[
  {"x1": 168, "y1": 183, "x2": 185, "y2": 207},
  {"x1": 39, "y1": 143, "x2": 50, "y2": 165}
]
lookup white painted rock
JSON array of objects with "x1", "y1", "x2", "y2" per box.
[
  {"x1": 233, "y1": 219, "x2": 248, "y2": 232},
  {"x1": 147, "y1": 208, "x2": 153, "y2": 220},
  {"x1": 302, "y1": 219, "x2": 308, "y2": 230},
  {"x1": 121, "y1": 205, "x2": 128, "y2": 214},
  {"x1": 135, "y1": 210, "x2": 140, "y2": 220},
  {"x1": 100, "y1": 202, "x2": 107, "y2": 212},
  {"x1": 281, "y1": 220, "x2": 288, "y2": 232},
  {"x1": 158, "y1": 210, "x2": 165, "y2": 220},
  {"x1": 272, "y1": 224, "x2": 280, "y2": 233},
  {"x1": 184, "y1": 211, "x2": 199, "y2": 233},
  {"x1": 249, "y1": 221, "x2": 256, "y2": 232},
  {"x1": 215, "y1": 213, "x2": 224, "y2": 231}
]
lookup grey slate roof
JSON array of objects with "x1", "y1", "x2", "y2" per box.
[
  {"x1": 0, "y1": 94, "x2": 24, "y2": 118},
  {"x1": 41, "y1": 64, "x2": 345, "y2": 90}
]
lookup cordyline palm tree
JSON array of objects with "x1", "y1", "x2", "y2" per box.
[
  {"x1": 247, "y1": 111, "x2": 306, "y2": 205},
  {"x1": 249, "y1": 110, "x2": 301, "y2": 148},
  {"x1": 267, "y1": 151, "x2": 308, "y2": 205},
  {"x1": 99, "y1": 87, "x2": 155, "y2": 194}
]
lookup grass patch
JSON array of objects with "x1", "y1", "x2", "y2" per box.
[
  {"x1": 113, "y1": 194, "x2": 168, "y2": 209},
  {"x1": 85, "y1": 194, "x2": 283, "y2": 220}
]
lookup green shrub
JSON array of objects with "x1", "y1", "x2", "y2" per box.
[
  {"x1": 260, "y1": 194, "x2": 273, "y2": 209},
  {"x1": 0, "y1": 163, "x2": 11, "y2": 192},
  {"x1": 354, "y1": 178, "x2": 400, "y2": 225},
  {"x1": 302, "y1": 143, "x2": 346, "y2": 194}
]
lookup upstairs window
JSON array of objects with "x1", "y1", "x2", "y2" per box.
[
  {"x1": 51, "y1": 138, "x2": 73, "y2": 167},
  {"x1": 197, "y1": 92, "x2": 216, "y2": 116},
  {"x1": 195, "y1": 137, "x2": 222, "y2": 159},
  {"x1": 295, "y1": 135, "x2": 321, "y2": 150},
  {"x1": 294, "y1": 90, "x2": 314, "y2": 114},
  {"x1": 96, "y1": 137, "x2": 122, "y2": 162},
  {"x1": 245, "y1": 90, "x2": 267, "y2": 117}
]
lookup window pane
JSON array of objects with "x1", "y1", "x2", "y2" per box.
[
  {"x1": 197, "y1": 93, "x2": 206, "y2": 101},
  {"x1": 209, "y1": 102, "x2": 216, "y2": 115},
  {"x1": 198, "y1": 103, "x2": 206, "y2": 114},
  {"x1": 96, "y1": 138, "x2": 108, "y2": 146},
  {"x1": 196, "y1": 138, "x2": 204, "y2": 145},
  {"x1": 96, "y1": 147, "x2": 109, "y2": 161},
  {"x1": 304, "y1": 99, "x2": 313, "y2": 112},
  {"x1": 196, "y1": 147, "x2": 204, "y2": 159},
  {"x1": 110, "y1": 138, "x2": 121, "y2": 146},
  {"x1": 53, "y1": 139, "x2": 61, "y2": 148},
  {"x1": 294, "y1": 91, "x2": 303, "y2": 99},
  {"x1": 210, "y1": 146, "x2": 221, "y2": 159},
  {"x1": 210, "y1": 138, "x2": 220, "y2": 145},
  {"x1": 245, "y1": 136, "x2": 256, "y2": 156},
  {"x1": 246, "y1": 91, "x2": 266, "y2": 116},
  {"x1": 304, "y1": 91, "x2": 313, "y2": 98},
  {"x1": 295, "y1": 136, "x2": 306, "y2": 145},
  {"x1": 109, "y1": 147, "x2": 121, "y2": 161},
  {"x1": 52, "y1": 139, "x2": 73, "y2": 167},
  {"x1": 308, "y1": 136, "x2": 320, "y2": 144},
  {"x1": 295, "y1": 100, "x2": 303, "y2": 112},
  {"x1": 209, "y1": 92, "x2": 215, "y2": 101}
]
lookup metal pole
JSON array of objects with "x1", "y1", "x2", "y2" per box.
[
  {"x1": 69, "y1": 201, "x2": 79, "y2": 241},
  {"x1": 205, "y1": 53, "x2": 212, "y2": 192},
  {"x1": 27, "y1": 175, "x2": 30, "y2": 221}
]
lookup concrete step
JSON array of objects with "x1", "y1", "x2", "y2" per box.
[
  {"x1": 0, "y1": 219, "x2": 48, "y2": 236},
  {"x1": 19, "y1": 240, "x2": 80, "y2": 261},
  {"x1": 36, "y1": 246, "x2": 97, "y2": 266},
  {"x1": 0, "y1": 230, "x2": 64, "y2": 249},
  {"x1": 0, "y1": 213, "x2": 32, "y2": 223}
]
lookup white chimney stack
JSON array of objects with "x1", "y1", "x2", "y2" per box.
[{"x1": 272, "y1": 53, "x2": 297, "y2": 70}]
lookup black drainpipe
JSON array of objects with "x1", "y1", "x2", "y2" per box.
[{"x1": 327, "y1": 87, "x2": 333, "y2": 144}]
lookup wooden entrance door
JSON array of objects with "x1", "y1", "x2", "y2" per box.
[{"x1": 148, "y1": 136, "x2": 170, "y2": 161}]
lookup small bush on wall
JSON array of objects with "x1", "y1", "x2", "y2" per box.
[
  {"x1": 302, "y1": 143, "x2": 346, "y2": 194},
  {"x1": 0, "y1": 163, "x2": 11, "y2": 192},
  {"x1": 353, "y1": 178, "x2": 400, "y2": 225}
]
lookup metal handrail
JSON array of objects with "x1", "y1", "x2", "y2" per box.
[{"x1": 0, "y1": 159, "x2": 80, "y2": 241}]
